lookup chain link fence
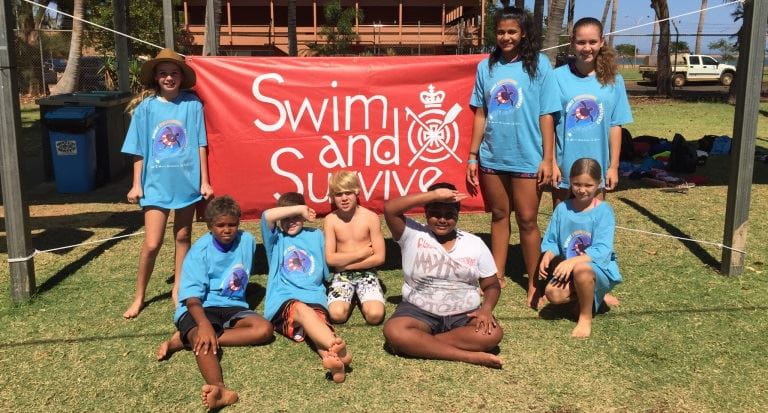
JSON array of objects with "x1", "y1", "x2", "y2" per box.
[{"x1": 15, "y1": 29, "x2": 115, "y2": 100}]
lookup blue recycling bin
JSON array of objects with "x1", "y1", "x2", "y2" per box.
[{"x1": 44, "y1": 106, "x2": 98, "y2": 193}]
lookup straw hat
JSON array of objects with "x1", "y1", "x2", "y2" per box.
[{"x1": 139, "y1": 48, "x2": 196, "y2": 89}]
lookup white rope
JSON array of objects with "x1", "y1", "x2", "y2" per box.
[
  {"x1": 614, "y1": 225, "x2": 746, "y2": 255},
  {"x1": 19, "y1": 0, "x2": 174, "y2": 55},
  {"x1": 6, "y1": 230, "x2": 146, "y2": 263},
  {"x1": 542, "y1": 0, "x2": 745, "y2": 51}
]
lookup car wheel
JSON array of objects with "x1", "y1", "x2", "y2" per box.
[
  {"x1": 720, "y1": 72, "x2": 734, "y2": 86},
  {"x1": 672, "y1": 74, "x2": 686, "y2": 87}
]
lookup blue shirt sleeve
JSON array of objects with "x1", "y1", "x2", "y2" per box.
[
  {"x1": 121, "y1": 100, "x2": 146, "y2": 156},
  {"x1": 194, "y1": 98, "x2": 208, "y2": 147},
  {"x1": 177, "y1": 247, "x2": 208, "y2": 304},
  {"x1": 609, "y1": 75, "x2": 633, "y2": 127},
  {"x1": 470, "y1": 60, "x2": 486, "y2": 109},
  {"x1": 585, "y1": 204, "x2": 616, "y2": 267},
  {"x1": 537, "y1": 55, "x2": 561, "y2": 116},
  {"x1": 541, "y1": 203, "x2": 561, "y2": 255}
]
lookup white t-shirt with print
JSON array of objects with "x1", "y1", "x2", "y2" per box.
[{"x1": 397, "y1": 218, "x2": 497, "y2": 316}]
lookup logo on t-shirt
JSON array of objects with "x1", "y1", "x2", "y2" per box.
[
  {"x1": 488, "y1": 80, "x2": 523, "y2": 114},
  {"x1": 282, "y1": 246, "x2": 315, "y2": 276},
  {"x1": 565, "y1": 230, "x2": 592, "y2": 258},
  {"x1": 565, "y1": 95, "x2": 604, "y2": 135},
  {"x1": 152, "y1": 120, "x2": 188, "y2": 159},
  {"x1": 220, "y1": 264, "x2": 248, "y2": 299}
]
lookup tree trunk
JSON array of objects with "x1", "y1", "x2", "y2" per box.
[
  {"x1": 543, "y1": 0, "x2": 567, "y2": 62},
  {"x1": 650, "y1": 20, "x2": 658, "y2": 55},
  {"x1": 50, "y1": 0, "x2": 83, "y2": 95},
  {"x1": 534, "y1": 0, "x2": 544, "y2": 35},
  {"x1": 202, "y1": 0, "x2": 221, "y2": 55},
  {"x1": 601, "y1": 0, "x2": 611, "y2": 26},
  {"x1": 609, "y1": 0, "x2": 618, "y2": 47},
  {"x1": 567, "y1": 0, "x2": 575, "y2": 36},
  {"x1": 651, "y1": 0, "x2": 671, "y2": 96},
  {"x1": 695, "y1": 0, "x2": 708, "y2": 54},
  {"x1": 515, "y1": 0, "x2": 525, "y2": 9},
  {"x1": 288, "y1": 0, "x2": 297, "y2": 56}
]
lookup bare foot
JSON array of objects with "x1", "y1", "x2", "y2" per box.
[
  {"x1": 603, "y1": 293, "x2": 620, "y2": 307},
  {"x1": 201, "y1": 384, "x2": 239, "y2": 409},
  {"x1": 156, "y1": 331, "x2": 184, "y2": 361},
  {"x1": 322, "y1": 354, "x2": 346, "y2": 383},
  {"x1": 329, "y1": 337, "x2": 352, "y2": 366},
  {"x1": 527, "y1": 289, "x2": 541, "y2": 310},
  {"x1": 571, "y1": 320, "x2": 592, "y2": 338},
  {"x1": 122, "y1": 298, "x2": 144, "y2": 319},
  {"x1": 496, "y1": 276, "x2": 507, "y2": 289},
  {"x1": 466, "y1": 352, "x2": 504, "y2": 369}
]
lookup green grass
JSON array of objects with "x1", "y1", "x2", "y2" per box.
[
  {"x1": 1, "y1": 100, "x2": 768, "y2": 411},
  {"x1": 19, "y1": 103, "x2": 43, "y2": 158},
  {"x1": 619, "y1": 66, "x2": 643, "y2": 82}
]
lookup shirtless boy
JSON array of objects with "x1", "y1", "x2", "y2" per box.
[{"x1": 324, "y1": 170, "x2": 387, "y2": 325}]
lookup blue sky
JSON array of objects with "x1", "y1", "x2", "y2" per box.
[{"x1": 512, "y1": 0, "x2": 743, "y2": 54}]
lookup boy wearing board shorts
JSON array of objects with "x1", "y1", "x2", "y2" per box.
[{"x1": 323, "y1": 170, "x2": 387, "y2": 325}]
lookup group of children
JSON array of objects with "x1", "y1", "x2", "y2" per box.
[{"x1": 120, "y1": 3, "x2": 631, "y2": 408}]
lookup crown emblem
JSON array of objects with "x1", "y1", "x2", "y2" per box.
[{"x1": 420, "y1": 84, "x2": 445, "y2": 108}]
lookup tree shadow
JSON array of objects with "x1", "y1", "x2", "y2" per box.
[
  {"x1": 0, "y1": 227, "x2": 94, "y2": 255},
  {"x1": 475, "y1": 233, "x2": 529, "y2": 293},
  {"x1": 245, "y1": 281, "x2": 267, "y2": 309},
  {"x1": 617, "y1": 197, "x2": 720, "y2": 270}
]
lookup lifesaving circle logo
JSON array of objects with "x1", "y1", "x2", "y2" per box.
[
  {"x1": 488, "y1": 79, "x2": 523, "y2": 114},
  {"x1": 565, "y1": 230, "x2": 592, "y2": 258},
  {"x1": 152, "y1": 120, "x2": 187, "y2": 159},
  {"x1": 565, "y1": 95, "x2": 604, "y2": 134},
  {"x1": 405, "y1": 85, "x2": 462, "y2": 167}
]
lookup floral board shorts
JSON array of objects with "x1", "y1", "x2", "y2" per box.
[{"x1": 327, "y1": 270, "x2": 385, "y2": 305}]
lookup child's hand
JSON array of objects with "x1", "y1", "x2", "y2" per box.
[
  {"x1": 467, "y1": 309, "x2": 497, "y2": 335},
  {"x1": 302, "y1": 206, "x2": 317, "y2": 221},
  {"x1": 466, "y1": 162, "x2": 479, "y2": 190},
  {"x1": 193, "y1": 324, "x2": 219, "y2": 356},
  {"x1": 552, "y1": 258, "x2": 577, "y2": 282},
  {"x1": 606, "y1": 167, "x2": 619, "y2": 190},
  {"x1": 358, "y1": 243, "x2": 374, "y2": 260},
  {"x1": 538, "y1": 254, "x2": 552, "y2": 279},
  {"x1": 432, "y1": 188, "x2": 469, "y2": 203},
  {"x1": 200, "y1": 182, "x2": 214, "y2": 200},
  {"x1": 537, "y1": 161, "x2": 553, "y2": 188},
  {"x1": 126, "y1": 185, "x2": 143, "y2": 204},
  {"x1": 551, "y1": 162, "x2": 562, "y2": 188}
]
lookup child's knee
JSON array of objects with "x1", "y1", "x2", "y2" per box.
[
  {"x1": 328, "y1": 303, "x2": 350, "y2": 323},
  {"x1": 573, "y1": 265, "x2": 595, "y2": 285},
  {"x1": 480, "y1": 324, "x2": 503, "y2": 350},
  {"x1": 361, "y1": 302, "x2": 385, "y2": 325},
  {"x1": 545, "y1": 284, "x2": 572, "y2": 305},
  {"x1": 382, "y1": 319, "x2": 403, "y2": 348},
  {"x1": 489, "y1": 206, "x2": 511, "y2": 222},
  {"x1": 174, "y1": 227, "x2": 192, "y2": 244},
  {"x1": 142, "y1": 238, "x2": 163, "y2": 255},
  {"x1": 515, "y1": 214, "x2": 539, "y2": 233},
  {"x1": 251, "y1": 321, "x2": 274, "y2": 343}
]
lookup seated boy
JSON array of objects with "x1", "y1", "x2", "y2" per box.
[
  {"x1": 324, "y1": 170, "x2": 386, "y2": 325},
  {"x1": 261, "y1": 192, "x2": 352, "y2": 383},
  {"x1": 156, "y1": 195, "x2": 274, "y2": 409}
]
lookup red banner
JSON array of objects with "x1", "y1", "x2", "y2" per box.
[{"x1": 188, "y1": 55, "x2": 485, "y2": 219}]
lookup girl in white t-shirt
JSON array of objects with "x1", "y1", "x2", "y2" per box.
[{"x1": 382, "y1": 182, "x2": 503, "y2": 368}]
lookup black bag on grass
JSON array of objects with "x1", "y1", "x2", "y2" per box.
[
  {"x1": 669, "y1": 133, "x2": 698, "y2": 173},
  {"x1": 620, "y1": 127, "x2": 634, "y2": 161}
]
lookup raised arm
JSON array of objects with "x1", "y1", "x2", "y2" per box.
[
  {"x1": 262, "y1": 205, "x2": 315, "y2": 230},
  {"x1": 384, "y1": 188, "x2": 467, "y2": 241}
]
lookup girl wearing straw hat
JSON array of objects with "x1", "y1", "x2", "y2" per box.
[{"x1": 121, "y1": 48, "x2": 213, "y2": 318}]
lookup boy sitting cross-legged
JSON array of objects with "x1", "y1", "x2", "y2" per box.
[
  {"x1": 324, "y1": 170, "x2": 386, "y2": 325},
  {"x1": 156, "y1": 195, "x2": 274, "y2": 409},
  {"x1": 262, "y1": 192, "x2": 352, "y2": 383}
]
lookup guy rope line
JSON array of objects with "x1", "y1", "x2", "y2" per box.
[
  {"x1": 5, "y1": 216, "x2": 746, "y2": 263},
  {"x1": 542, "y1": 0, "x2": 745, "y2": 51},
  {"x1": 19, "y1": 0, "x2": 172, "y2": 55}
]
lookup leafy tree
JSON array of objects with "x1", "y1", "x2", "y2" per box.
[
  {"x1": 670, "y1": 40, "x2": 690, "y2": 53},
  {"x1": 615, "y1": 43, "x2": 637, "y2": 62},
  {"x1": 483, "y1": 0, "x2": 498, "y2": 49},
  {"x1": 542, "y1": 0, "x2": 566, "y2": 62},
  {"x1": 708, "y1": 38, "x2": 737, "y2": 62},
  {"x1": 86, "y1": 0, "x2": 193, "y2": 57},
  {"x1": 307, "y1": 0, "x2": 362, "y2": 56}
]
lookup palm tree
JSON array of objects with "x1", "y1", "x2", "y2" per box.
[
  {"x1": 543, "y1": 0, "x2": 567, "y2": 61},
  {"x1": 695, "y1": 0, "x2": 708, "y2": 54},
  {"x1": 50, "y1": 0, "x2": 83, "y2": 95},
  {"x1": 202, "y1": 0, "x2": 221, "y2": 55},
  {"x1": 288, "y1": 0, "x2": 297, "y2": 56},
  {"x1": 601, "y1": 0, "x2": 611, "y2": 26},
  {"x1": 651, "y1": 0, "x2": 671, "y2": 96},
  {"x1": 650, "y1": 21, "x2": 658, "y2": 55},
  {"x1": 609, "y1": 0, "x2": 619, "y2": 47},
  {"x1": 566, "y1": 0, "x2": 576, "y2": 36}
]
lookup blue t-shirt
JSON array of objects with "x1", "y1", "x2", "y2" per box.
[
  {"x1": 174, "y1": 230, "x2": 256, "y2": 323},
  {"x1": 540, "y1": 200, "x2": 621, "y2": 283},
  {"x1": 554, "y1": 65, "x2": 633, "y2": 187},
  {"x1": 121, "y1": 91, "x2": 207, "y2": 209},
  {"x1": 261, "y1": 213, "x2": 329, "y2": 321},
  {"x1": 470, "y1": 53, "x2": 561, "y2": 173}
]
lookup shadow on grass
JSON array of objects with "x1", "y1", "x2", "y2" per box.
[
  {"x1": 0, "y1": 331, "x2": 170, "y2": 348},
  {"x1": 617, "y1": 197, "x2": 720, "y2": 270},
  {"x1": 36, "y1": 223, "x2": 143, "y2": 295}
]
